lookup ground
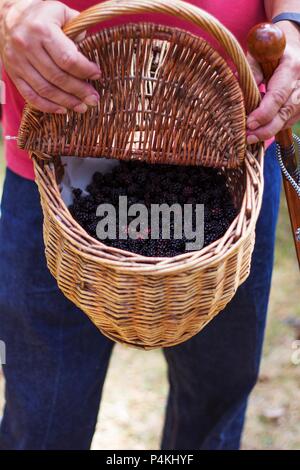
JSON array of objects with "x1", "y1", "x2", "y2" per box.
[{"x1": 0, "y1": 129, "x2": 299, "y2": 450}]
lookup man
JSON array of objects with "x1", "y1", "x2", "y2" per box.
[{"x1": 0, "y1": 0, "x2": 299, "y2": 450}]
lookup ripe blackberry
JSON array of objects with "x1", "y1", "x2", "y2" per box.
[
  {"x1": 92, "y1": 171, "x2": 104, "y2": 185},
  {"x1": 186, "y1": 197, "x2": 197, "y2": 205},
  {"x1": 86, "y1": 220, "x2": 98, "y2": 235},
  {"x1": 211, "y1": 207, "x2": 223, "y2": 220},
  {"x1": 134, "y1": 171, "x2": 147, "y2": 186},
  {"x1": 204, "y1": 232, "x2": 217, "y2": 246},
  {"x1": 72, "y1": 188, "x2": 82, "y2": 200},
  {"x1": 119, "y1": 173, "x2": 132, "y2": 186},
  {"x1": 75, "y1": 211, "x2": 92, "y2": 226},
  {"x1": 183, "y1": 186, "x2": 194, "y2": 198},
  {"x1": 170, "y1": 182, "x2": 183, "y2": 195},
  {"x1": 127, "y1": 183, "x2": 141, "y2": 196},
  {"x1": 69, "y1": 160, "x2": 238, "y2": 256}
]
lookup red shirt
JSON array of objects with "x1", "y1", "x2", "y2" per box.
[{"x1": 2, "y1": 0, "x2": 267, "y2": 180}]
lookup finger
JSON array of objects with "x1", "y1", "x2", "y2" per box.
[
  {"x1": 246, "y1": 52, "x2": 264, "y2": 85},
  {"x1": 14, "y1": 76, "x2": 67, "y2": 114},
  {"x1": 27, "y1": 46, "x2": 99, "y2": 105},
  {"x1": 43, "y1": 25, "x2": 101, "y2": 80},
  {"x1": 247, "y1": 62, "x2": 295, "y2": 130},
  {"x1": 283, "y1": 113, "x2": 300, "y2": 129},
  {"x1": 20, "y1": 61, "x2": 89, "y2": 112},
  {"x1": 74, "y1": 30, "x2": 87, "y2": 43},
  {"x1": 247, "y1": 94, "x2": 300, "y2": 143}
]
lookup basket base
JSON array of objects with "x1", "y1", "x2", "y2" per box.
[{"x1": 33, "y1": 145, "x2": 263, "y2": 351}]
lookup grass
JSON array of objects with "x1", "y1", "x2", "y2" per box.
[{"x1": 0, "y1": 129, "x2": 299, "y2": 450}]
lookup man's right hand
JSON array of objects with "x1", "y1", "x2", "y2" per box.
[{"x1": 0, "y1": 0, "x2": 101, "y2": 114}]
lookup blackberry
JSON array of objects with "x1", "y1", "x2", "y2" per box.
[
  {"x1": 119, "y1": 174, "x2": 132, "y2": 186},
  {"x1": 86, "y1": 220, "x2": 98, "y2": 235},
  {"x1": 127, "y1": 183, "x2": 141, "y2": 196},
  {"x1": 75, "y1": 212, "x2": 92, "y2": 225},
  {"x1": 92, "y1": 171, "x2": 104, "y2": 185},
  {"x1": 134, "y1": 171, "x2": 147, "y2": 186},
  {"x1": 170, "y1": 182, "x2": 183, "y2": 196},
  {"x1": 211, "y1": 207, "x2": 223, "y2": 220},
  {"x1": 72, "y1": 188, "x2": 82, "y2": 200},
  {"x1": 183, "y1": 186, "x2": 194, "y2": 198},
  {"x1": 204, "y1": 232, "x2": 217, "y2": 246},
  {"x1": 186, "y1": 197, "x2": 197, "y2": 205},
  {"x1": 69, "y1": 159, "x2": 237, "y2": 256}
]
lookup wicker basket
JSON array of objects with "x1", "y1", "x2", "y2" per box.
[{"x1": 18, "y1": 0, "x2": 264, "y2": 350}]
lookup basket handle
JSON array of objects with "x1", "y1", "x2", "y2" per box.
[{"x1": 63, "y1": 0, "x2": 260, "y2": 114}]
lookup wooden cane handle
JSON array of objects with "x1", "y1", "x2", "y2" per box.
[
  {"x1": 247, "y1": 23, "x2": 286, "y2": 80},
  {"x1": 247, "y1": 23, "x2": 294, "y2": 150},
  {"x1": 248, "y1": 23, "x2": 300, "y2": 269}
]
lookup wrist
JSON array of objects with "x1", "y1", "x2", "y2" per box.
[
  {"x1": 272, "y1": 11, "x2": 300, "y2": 42},
  {"x1": 0, "y1": 0, "x2": 42, "y2": 25},
  {"x1": 1, "y1": 0, "x2": 40, "y2": 17},
  {"x1": 0, "y1": 0, "x2": 42, "y2": 55},
  {"x1": 275, "y1": 20, "x2": 300, "y2": 45}
]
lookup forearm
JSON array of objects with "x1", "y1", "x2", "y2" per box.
[{"x1": 265, "y1": 0, "x2": 300, "y2": 19}]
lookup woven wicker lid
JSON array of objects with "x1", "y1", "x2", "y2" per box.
[{"x1": 18, "y1": 0, "x2": 260, "y2": 169}]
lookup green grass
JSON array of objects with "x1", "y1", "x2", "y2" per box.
[{"x1": 294, "y1": 122, "x2": 300, "y2": 135}]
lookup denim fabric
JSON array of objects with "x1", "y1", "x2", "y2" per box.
[{"x1": 0, "y1": 143, "x2": 281, "y2": 450}]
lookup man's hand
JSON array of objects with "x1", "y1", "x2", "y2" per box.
[
  {"x1": 0, "y1": 0, "x2": 101, "y2": 114},
  {"x1": 247, "y1": 21, "x2": 300, "y2": 144}
]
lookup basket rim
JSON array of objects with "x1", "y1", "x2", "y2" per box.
[{"x1": 33, "y1": 144, "x2": 264, "y2": 275}]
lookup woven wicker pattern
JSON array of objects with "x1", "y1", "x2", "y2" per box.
[
  {"x1": 62, "y1": 0, "x2": 260, "y2": 113},
  {"x1": 19, "y1": 23, "x2": 246, "y2": 168},
  {"x1": 18, "y1": 0, "x2": 264, "y2": 349},
  {"x1": 32, "y1": 146, "x2": 263, "y2": 349}
]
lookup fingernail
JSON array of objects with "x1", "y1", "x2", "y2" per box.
[
  {"x1": 84, "y1": 94, "x2": 99, "y2": 106},
  {"x1": 55, "y1": 108, "x2": 67, "y2": 114},
  {"x1": 90, "y1": 72, "x2": 101, "y2": 80},
  {"x1": 247, "y1": 135, "x2": 259, "y2": 145},
  {"x1": 247, "y1": 119, "x2": 260, "y2": 130},
  {"x1": 74, "y1": 103, "x2": 88, "y2": 113}
]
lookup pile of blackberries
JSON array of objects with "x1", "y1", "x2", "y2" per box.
[{"x1": 69, "y1": 160, "x2": 237, "y2": 257}]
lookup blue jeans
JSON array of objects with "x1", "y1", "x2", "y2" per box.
[{"x1": 0, "y1": 144, "x2": 281, "y2": 450}]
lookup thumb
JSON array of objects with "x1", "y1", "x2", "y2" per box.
[
  {"x1": 247, "y1": 52, "x2": 264, "y2": 85},
  {"x1": 64, "y1": 7, "x2": 86, "y2": 42},
  {"x1": 64, "y1": 6, "x2": 80, "y2": 21},
  {"x1": 48, "y1": 2, "x2": 85, "y2": 40}
]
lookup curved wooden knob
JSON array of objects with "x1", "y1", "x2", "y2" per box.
[
  {"x1": 247, "y1": 23, "x2": 286, "y2": 81},
  {"x1": 248, "y1": 23, "x2": 300, "y2": 270}
]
